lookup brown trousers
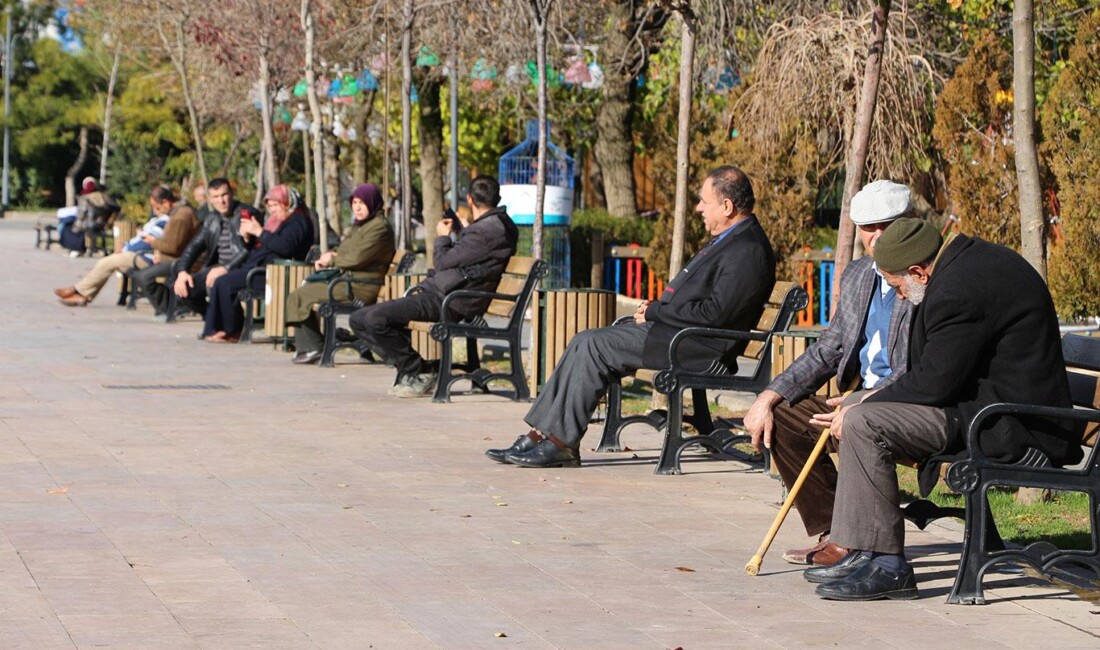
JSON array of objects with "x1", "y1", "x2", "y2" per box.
[{"x1": 770, "y1": 395, "x2": 838, "y2": 537}]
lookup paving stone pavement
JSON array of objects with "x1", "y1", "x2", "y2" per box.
[{"x1": 1, "y1": 218, "x2": 1098, "y2": 649}]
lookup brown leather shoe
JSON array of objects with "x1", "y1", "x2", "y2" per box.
[
  {"x1": 807, "y1": 541, "x2": 850, "y2": 567},
  {"x1": 60, "y1": 294, "x2": 89, "y2": 307},
  {"x1": 54, "y1": 286, "x2": 77, "y2": 299},
  {"x1": 782, "y1": 534, "x2": 850, "y2": 566}
]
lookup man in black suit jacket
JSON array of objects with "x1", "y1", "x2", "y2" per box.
[
  {"x1": 807, "y1": 218, "x2": 1082, "y2": 601},
  {"x1": 486, "y1": 166, "x2": 776, "y2": 468}
]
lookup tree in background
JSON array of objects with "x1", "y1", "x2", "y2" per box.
[{"x1": 1042, "y1": 9, "x2": 1100, "y2": 319}]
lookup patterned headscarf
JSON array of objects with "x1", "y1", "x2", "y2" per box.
[{"x1": 262, "y1": 184, "x2": 303, "y2": 233}]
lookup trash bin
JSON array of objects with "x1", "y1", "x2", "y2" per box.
[{"x1": 529, "y1": 288, "x2": 616, "y2": 395}]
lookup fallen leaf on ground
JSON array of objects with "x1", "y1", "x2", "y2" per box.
[
  {"x1": 511, "y1": 540, "x2": 521, "y2": 545},
  {"x1": 47, "y1": 487, "x2": 68, "y2": 495},
  {"x1": 675, "y1": 566, "x2": 695, "y2": 572},
  {"x1": 337, "y1": 483, "x2": 349, "y2": 488},
  {"x1": 562, "y1": 500, "x2": 573, "y2": 504},
  {"x1": 623, "y1": 446, "x2": 633, "y2": 452},
  {"x1": 496, "y1": 502, "x2": 508, "y2": 507},
  {"x1": 494, "y1": 632, "x2": 508, "y2": 638},
  {"x1": 460, "y1": 514, "x2": 472, "y2": 518}
]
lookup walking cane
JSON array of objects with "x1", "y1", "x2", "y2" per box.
[{"x1": 745, "y1": 390, "x2": 853, "y2": 576}]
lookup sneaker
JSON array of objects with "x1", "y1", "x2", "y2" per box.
[
  {"x1": 387, "y1": 375, "x2": 411, "y2": 396},
  {"x1": 391, "y1": 371, "x2": 438, "y2": 398},
  {"x1": 152, "y1": 313, "x2": 169, "y2": 323}
]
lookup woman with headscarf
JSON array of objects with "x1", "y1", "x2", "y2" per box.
[
  {"x1": 202, "y1": 184, "x2": 314, "y2": 343},
  {"x1": 286, "y1": 183, "x2": 396, "y2": 364}
]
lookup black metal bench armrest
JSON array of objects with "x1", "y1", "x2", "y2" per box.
[
  {"x1": 667, "y1": 326, "x2": 768, "y2": 371},
  {"x1": 965, "y1": 402, "x2": 1100, "y2": 464},
  {"x1": 237, "y1": 266, "x2": 266, "y2": 301},
  {"x1": 326, "y1": 273, "x2": 384, "y2": 302},
  {"x1": 438, "y1": 289, "x2": 518, "y2": 324}
]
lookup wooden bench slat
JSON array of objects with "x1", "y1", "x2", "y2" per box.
[{"x1": 505, "y1": 256, "x2": 538, "y2": 275}]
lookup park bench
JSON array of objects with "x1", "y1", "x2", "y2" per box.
[
  {"x1": 34, "y1": 222, "x2": 59, "y2": 250},
  {"x1": 317, "y1": 251, "x2": 413, "y2": 367},
  {"x1": 409, "y1": 256, "x2": 548, "y2": 403},
  {"x1": 902, "y1": 333, "x2": 1100, "y2": 604},
  {"x1": 598, "y1": 281, "x2": 809, "y2": 475}
]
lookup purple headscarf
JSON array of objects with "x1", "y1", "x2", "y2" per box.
[{"x1": 350, "y1": 183, "x2": 384, "y2": 221}]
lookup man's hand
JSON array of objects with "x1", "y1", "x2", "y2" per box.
[
  {"x1": 436, "y1": 218, "x2": 454, "y2": 237},
  {"x1": 152, "y1": 251, "x2": 162, "y2": 265},
  {"x1": 812, "y1": 389, "x2": 878, "y2": 442},
  {"x1": 141, "y1": 233, "x2": 156, "y2": 245},
  {"x1": 174, "y1": 271, "x2": 193, "y2": 298},
  {"x1": 315, "y1": 250, "x2": 336, "y2": 270},
  {"x1": 205, "y1": 265, "x2": 228, "y2": 288},
  {"x1": 745, "y1": 389, "x2": 783, "y2": 451},
  {"x1": 633, "y1": 300, "x2": 650, "y2": 324}
]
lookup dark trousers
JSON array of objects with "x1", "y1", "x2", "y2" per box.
[
  {"x1": 349, "y1": 292, "x2": 442, "y2": 377},
  {"x1": 525, "y1": 322, "x2": 650, "y2": 447},
  {"x1": 132, "y1": 261, "x2": 175, "y2": 315},
  {"x1": 202, "y1": 267, "x2": 263, "y2": 338},
  {"x1": 770, "y1": 395, "x2": 839, "y2": 537},
  {"x1": 180, "y1": 267, "x2": 214, "y2": 317}
]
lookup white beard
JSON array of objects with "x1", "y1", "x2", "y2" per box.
[{"x1": 904, "y1": 275, "x2": 927, "y2": 306}]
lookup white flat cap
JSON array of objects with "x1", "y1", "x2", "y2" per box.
[{"x1": 850, "y1": 180, "x2": 911, "y2": 225}]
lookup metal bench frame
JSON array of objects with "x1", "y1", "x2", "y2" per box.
[{"x1": 599, "y1": 282, "x2": 809, "y2": 475}]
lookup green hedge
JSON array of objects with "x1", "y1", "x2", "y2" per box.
[{"x1": 569, "y1": 208, "x2": 656, "y2": 288}]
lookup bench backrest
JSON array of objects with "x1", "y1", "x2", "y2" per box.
[
  {"x1": 485, "y1": 256, "x2": 548, "y2": 326},
  {"x1": 743, "y1": 281, "x2": 810, "y2": 361},
  {"x1": 1064, "y1": 334, "x2": 1100, "y2": 447}
]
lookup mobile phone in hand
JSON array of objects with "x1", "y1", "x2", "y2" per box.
[{"x1": 240, "y1": 210, "x2": 253, "y2": 221}]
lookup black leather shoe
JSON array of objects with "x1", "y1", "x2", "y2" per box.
[
  {"x1": 804, "y1": 551, "x2": 871, "y2": 584},
  {"x1": 292, "y1": 350, "x2": 322, "y2": 365},
  {"x1": 505, "y1": 439, "x2": 581, "y2": 468},
  {"x1": 486, "y1": 432, "x2": 539, "y2": 463},
  {"x1": 815, "y1": 562, "x2": 919, "y2": 601}
]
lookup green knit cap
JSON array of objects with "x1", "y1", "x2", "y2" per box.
[{"x1": 872, "y1": 217, "x2": 943, "y2": 273}]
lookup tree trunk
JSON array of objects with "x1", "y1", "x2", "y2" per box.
[
  {"x1": 832, "y1": 1, "x2": 890, "y2": 309},
  {"x1": 350, "y1": 94, "x2": 374, "y2": 185},
  {"x1": 531, "y1": 0, "x2": 552, "y2": 263},
  {"x1": 1013, "y1": 0, "x2": 1045, "y2": 279},
  {"x1": 161, "y1": 12, "x2": 208, "y2": 188},
  {"x1": 99, "y1": 45, "x2": 121, "y2": 185},
  {"x1": 325, "y1": 134, "x2": 341, "y2": 237},
  {"x1": 669, "y1": 9, "x2": 696, "y2": 277},
  {"x1": 416, "y1": 68, "x2": 445, "y2": 261},
  {"x1": 592, "y1": 1, "x2": 638, "y2": 219},
  {"x1": 301, "y1": 0, "x2": 328, "y2": 252},
  {"x1": 399, "y1": 0, "x2": 415, "y2": 253},
  {"x1": 64, "y1": 127, "x2": 89, "y2": 207},
  {"x1": 257, "y1": 49, "x2": 278, "y2": 192},
  {"x1": 221, "y1": 121, "x2": 245, "y2": 177}
]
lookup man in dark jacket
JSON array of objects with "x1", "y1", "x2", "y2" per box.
[
  {"x1": 808, "y1": 218, "x2": 1082, "y2": 601},
  {"x1": 486, "y1": 166, "x2": 776, "y2": 468},
  {"x1": 349, "y1": 175, "x2": 518, "y2": 398},
  {"x1": 744, "y1": 180, "x2": 915, "y2": 568},
  {"x1": 171, "y1": 178, "x2": 257, "y2": 317}
]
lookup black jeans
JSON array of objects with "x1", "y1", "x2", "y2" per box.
[
  {"x1": 348, "y1": 292, "x2": 442, "y2": 377},
  {"x1": 179, "y1": 267, "x2": 214, "y2": 317},
  {"x1": 132, "y1": 261, "x2": 175, "y2": 315}
]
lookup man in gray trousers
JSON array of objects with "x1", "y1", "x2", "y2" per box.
[{"x1": 485, "y1": 166, "x2": 776, "y2": 468}]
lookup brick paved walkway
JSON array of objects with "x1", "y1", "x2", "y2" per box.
[{"x1": 1, "y1": 217, "x2": 1097, "y2": 648}]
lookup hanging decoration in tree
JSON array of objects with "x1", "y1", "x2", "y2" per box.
[
  {"x1": 563, "y1": 58, "x2": 591, "y2": 85},
  {"x1": 470, "y1": 57, "x2": 497, "y2": 93},
  {"x1": 293, "y1": 80, "x2": 309, "y2": 97},
  {"x1": 415, "y1": 46, "x2": 441, "y2": 67},
  {"x1": 358, "y1": 68, "x2": 380, "y2": 92},
  {"x1": 504, "y1": 63, "x2": 525, "y2": 86},
  {"x1": 370, "y1": 53, "x2": 389, "y2": 73},
  {"x1": 275, "y1": 105, "x2": 292, "y2": 126},
  {"x1": 581, "y1": 62, "x2": 605, "y2": 90},
  {"x1": 525, "y1": 61, "x2": 561, "y2": 87}
]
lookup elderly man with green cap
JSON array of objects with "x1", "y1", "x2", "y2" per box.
[{"x1": 805, "y1": 218, "x2": 1083, "y2": 601}]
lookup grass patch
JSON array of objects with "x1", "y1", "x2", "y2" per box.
[{"x1": 898, "y1": 466, "x2": 1094, "y2": 550}]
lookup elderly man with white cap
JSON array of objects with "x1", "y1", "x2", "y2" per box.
[{"x1": 744, "y1": 179, "x2": 915, "y2": 568}]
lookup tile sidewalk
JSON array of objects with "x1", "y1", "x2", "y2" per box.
[{"x1": 1, "y1": 218, "x2": 1097, "y2": 648}]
